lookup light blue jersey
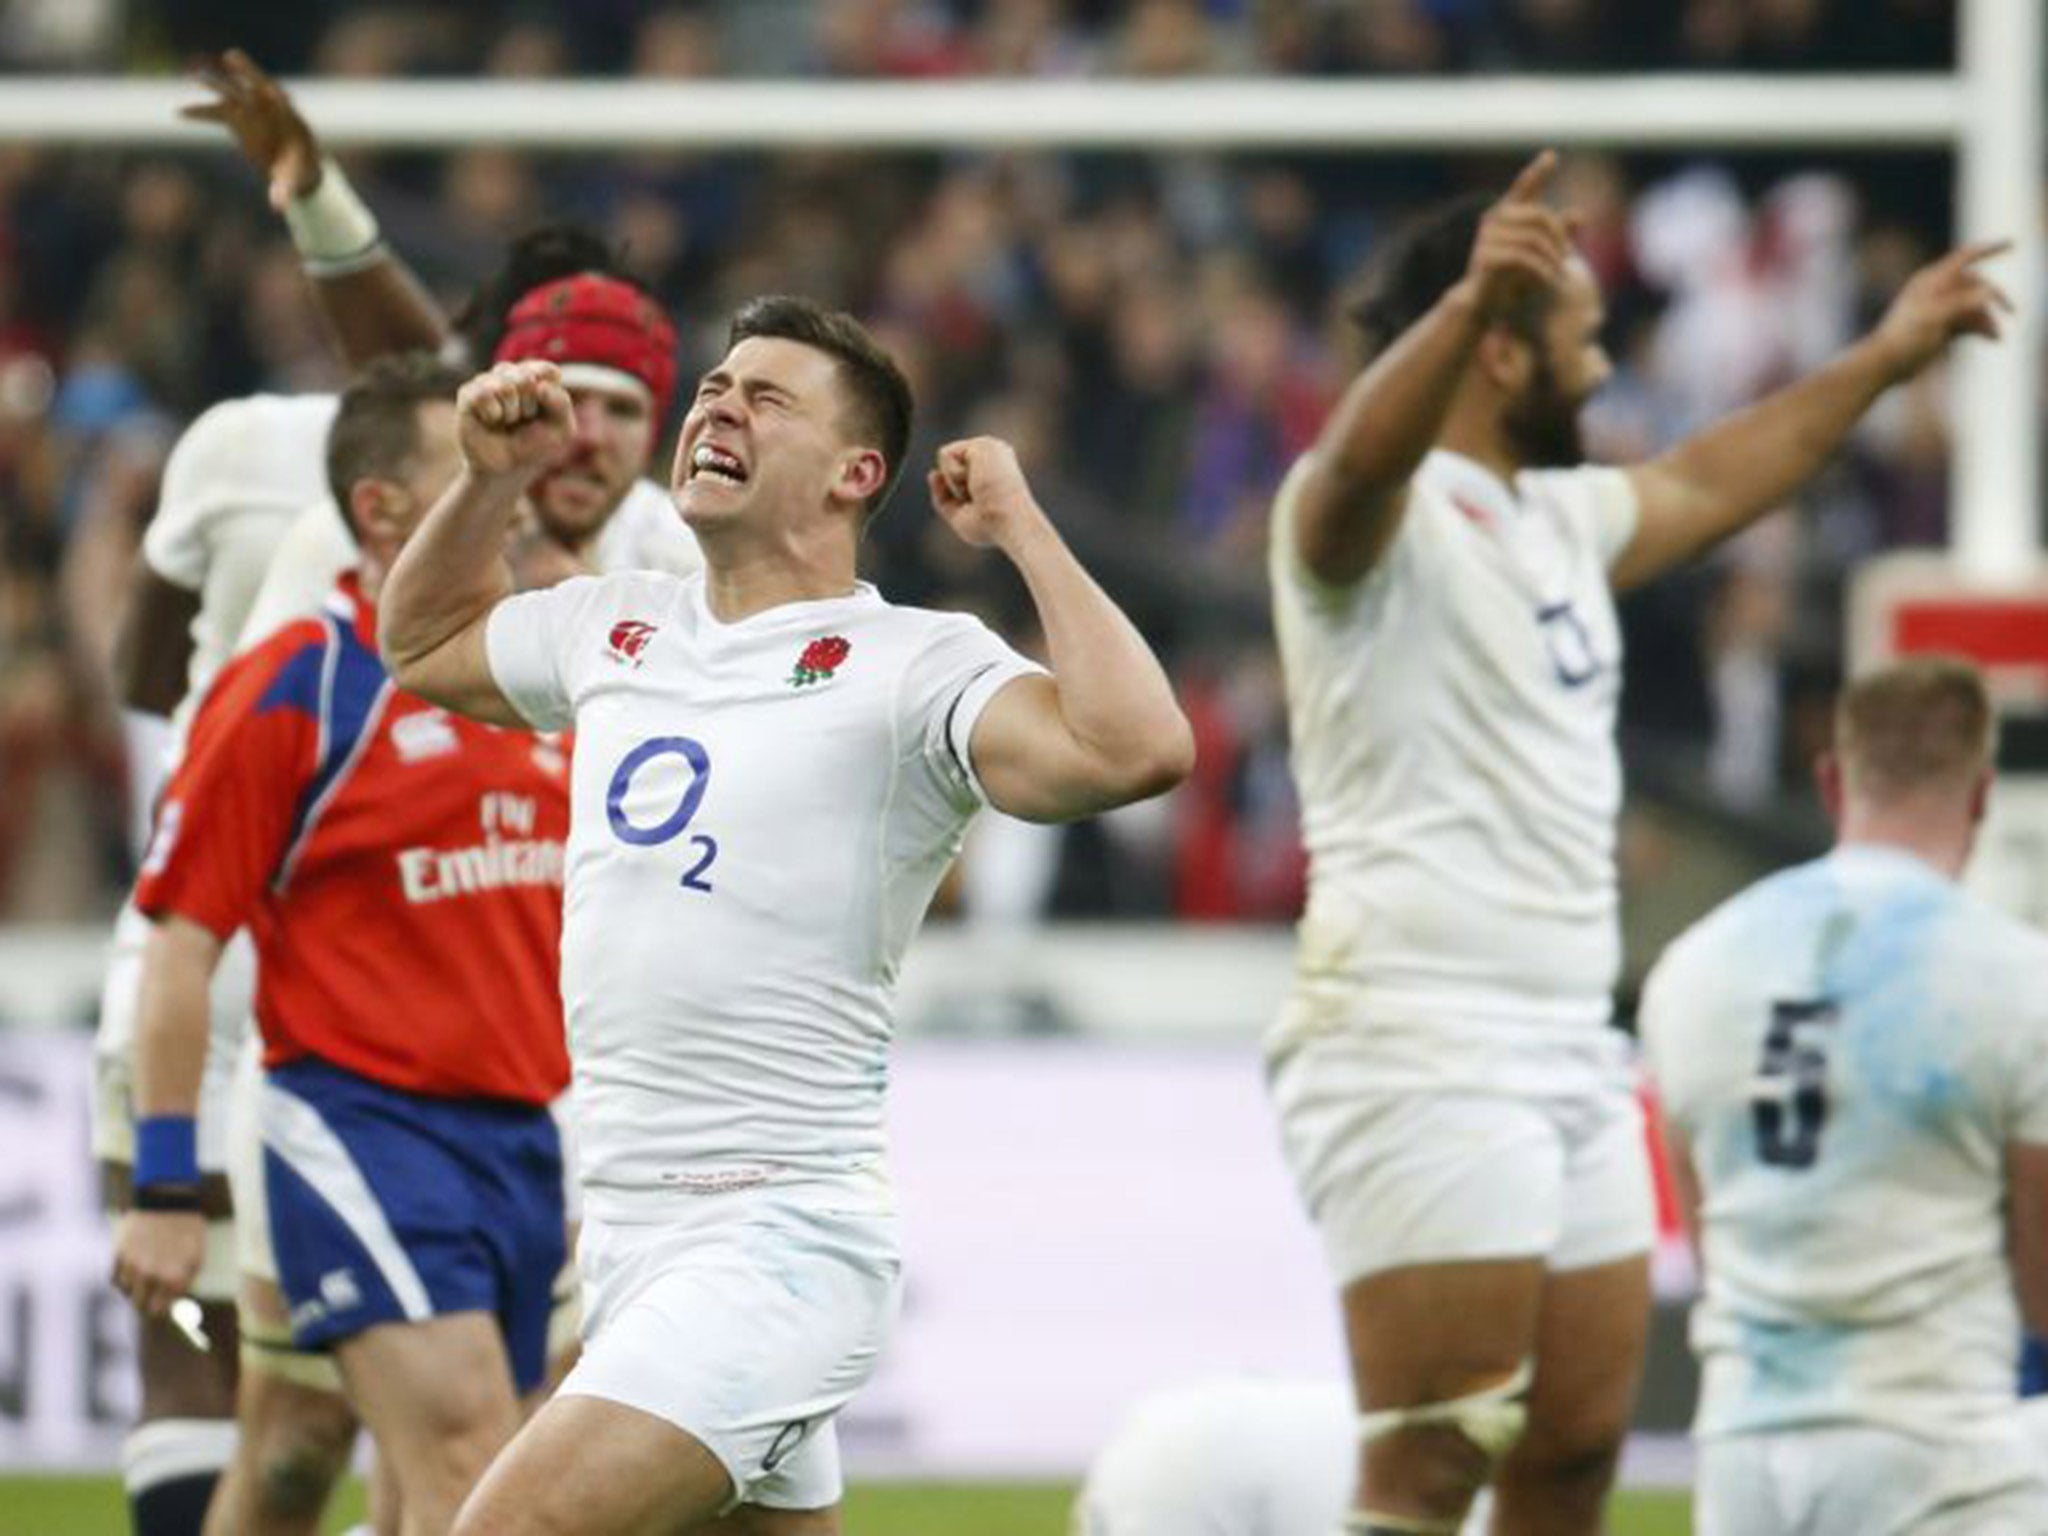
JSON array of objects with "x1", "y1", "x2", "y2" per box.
[{"x1": 1642, "y1": 844, "x2": 2048, "y2": 1439}]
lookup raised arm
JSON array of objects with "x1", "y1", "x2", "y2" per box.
[
  {"x1": 380, "y1": 361, "x2": 572, "y2": 723},
  {"x1": 1291, "y1": 151, "x2": 1572, "y2": 587},
  {"x1": 1613, "y1": 241, "x2": 2010, "y2": 591},
  {"x1": 184, "y1": 50, "x2": 448, "y2": 369},
  {"x1": 111, "y1": 915, "x2": 224, "y2": 1318},
  {"x1": 928, "y1": 437, "x2": 1194, "y2": 823}
]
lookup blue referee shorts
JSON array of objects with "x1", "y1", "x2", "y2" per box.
[{"x1": 259, "y1": 1057, "x2": 566, "y2": 1392}]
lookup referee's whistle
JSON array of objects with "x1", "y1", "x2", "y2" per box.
[{"x1": 169, "y1": 1296, "x2": 211, "y2": 1354}]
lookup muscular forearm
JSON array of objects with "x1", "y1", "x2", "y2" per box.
[
  {"x1": 379, "y1": 467, "x2": 524, "y2": 675},
  {"x1": 1002, "y1": 510, "x2": 1193, "y2": 806},
  {"x1": 279, "y1": 154, "x2": 449, "y2": 371},
  {"x1": 133, "y1": 918, "x2": 223, "y2": 1120},
  {"x1": 1618, "y1": 335, "x2": 1901, "y2": 588},
  {"x1": 311, "y1": 261, "x2": 450, "y2": 372}
]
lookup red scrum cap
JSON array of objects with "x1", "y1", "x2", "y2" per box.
[{"x1": 493, "y1": 273, "x2": 678, "y2": 426}]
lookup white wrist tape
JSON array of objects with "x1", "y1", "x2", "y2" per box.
[{"x1": 282, "y1": 157, "x2": 384, "y2": 276}]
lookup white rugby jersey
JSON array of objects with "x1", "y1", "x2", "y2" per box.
[
  {"x1": 484, "y1": 571, "x2": 1043, "y2": 1218},
  {"x1": 142, "y1": 393, "x2": 340, "y2": 741},
  {"x1": 1642, "y1": 844, "x2": 2048, "y2": 1438},
  {"x1": 1269, "y1": 448, "x2": 1639, "y2": 1050},
  {"x1": 103, "y1": 395, "x2": 338, "y2": 1084}
]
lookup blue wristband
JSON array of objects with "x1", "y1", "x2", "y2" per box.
[{"x1": 134, "y1": 1115, "x2": 199, "y2": 1189}]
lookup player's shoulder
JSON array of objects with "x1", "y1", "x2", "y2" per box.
[
  {"x1": 860, "y1": 592, "x2": 1018, "y2": 665},
  {"x1": 198, "y1": 611, "x2": 341, "y2": 725},
  {"x1": 155, "y1": 391, "x2": 340, "y2": 537},
  {"x1": 1650, "y1": 858, "x2": 1832, "y2": 990},
  {"x1": 170, "y1": 391, "x2": 337, "y2": 466},
  {"x1": 1940, "y1": 879, "x2": 2048, "y2": 976}
]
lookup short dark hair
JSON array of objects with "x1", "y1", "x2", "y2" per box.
[
  {"x1": 727, "y1": 295, "x2": 914, "y2": 522},
  {"x1": 454, "y1": 223, "x2": 663, "y2": 366},
  {"x1": 1836, "y1": 655, "x2": 1997, "y2": 803},
  {"x1": 1344, "y1": 190, "x2": 1551, "y2": 362},
  {"x1": 325, "y1": 352, "x2": 466, "y2": 539}
]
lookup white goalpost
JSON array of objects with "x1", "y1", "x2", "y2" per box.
[{"x1": 0, "y1": 0, "x2": 2036, "y2": 573}]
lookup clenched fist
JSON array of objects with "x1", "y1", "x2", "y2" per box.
[
  {"x1": 112, "y1": 1208, "x2": 206, "y2": 1319},
  {"x1": 460, "y1": 361, "x2": 575, "y2": 482},
  {"x1": 927, "y1": 437, "x2": 1048, "y2": 552}
]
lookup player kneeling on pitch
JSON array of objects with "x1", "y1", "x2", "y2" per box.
[
  {"x1": 113, "y1": 354, "x2": 575, "y2": 1536},
  {"x1": 1642, "y1": 657, "x2": 2048, "y2": 1536}
]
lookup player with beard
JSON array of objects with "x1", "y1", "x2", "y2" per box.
[{"x1": 1264, "y1": 151, "x2": 2009, "y2": 1535}]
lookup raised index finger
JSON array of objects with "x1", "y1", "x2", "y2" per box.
[
  {"x1": 1945, "y1": 238, "x2": 2014, "y2": 273},
  {"x1": 1502, "y1": 150, "x2": 1559, "y2": 206}
]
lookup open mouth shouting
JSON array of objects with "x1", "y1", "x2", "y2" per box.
[{"x1": 688, "y1": 442, "x2": 750, "y2": 488}]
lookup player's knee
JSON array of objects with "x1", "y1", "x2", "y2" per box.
[
  {"x1": 1499, "y1": 1417, "x2": 1624, "y2": 1497},
  {"x1": 255, "y1": 1438, "x2": 348, "y2": 1522},
  {"x1": 1360, "y1": 1360, "x2": 1533, "y2": 1472},
  {"x1": 405, "y1": 1391, "x2": 518, "y2": 1503},
  {"x1": 248, "y1": 1391, "x2": 355, "y2": 1520}
]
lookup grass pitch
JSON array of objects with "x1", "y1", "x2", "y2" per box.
[{"x1": 0, "y1": 1477, "x2": 1691, "y2": 1534}]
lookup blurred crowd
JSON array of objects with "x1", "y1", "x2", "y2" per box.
[
  {"x1": 4, "y1": 0, "x2": 1956, "y2": 78},
  {"x1": 0, "y1": 1, "x2": 1976, "y2": 926}
]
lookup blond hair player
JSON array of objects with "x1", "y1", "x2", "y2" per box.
[{"x1": 1642, "y1": 658, "x2": 2048, "y2": 1535}]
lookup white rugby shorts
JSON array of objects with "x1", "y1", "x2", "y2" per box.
[
  {"x1": 1268, "y1": 1022, "x2": 1654, "y2": 1281},
  {"x1": 561, "y1": 1170, "x2": 901, "y2": 1512},
  {"x1": 1697, "y1": 1422, "x2": 2048, "y2": 1536}
]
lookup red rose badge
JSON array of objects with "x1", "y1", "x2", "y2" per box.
[{"x1": 789, "y1": 635, "x2": 851, "y2": 687}]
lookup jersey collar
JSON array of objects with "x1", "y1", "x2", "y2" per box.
[
  {"x1": 689, "y1": 575, "x2": 881, "y2": 635},
  {"x1": 330, "y1": 569, "x2": 382, "y2": 651},
  {"x1": 1827, "y1": 841, "x2": 1949, "y2": 886},
  {"x1": 1426, "y1": 448, "x2": 1525, "y2": 528}
]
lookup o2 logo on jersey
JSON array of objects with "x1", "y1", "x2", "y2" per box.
[
  {"x1": 1536, "y1": 600, "x2": 1602, "y2": 689},
  {"x1": 605, "y1": 736, "x2": 718, "y2": 893}
]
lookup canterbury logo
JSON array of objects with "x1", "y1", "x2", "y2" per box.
[{"x1": 607, "y1": 620, "x2": 658, "y2": 666}]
